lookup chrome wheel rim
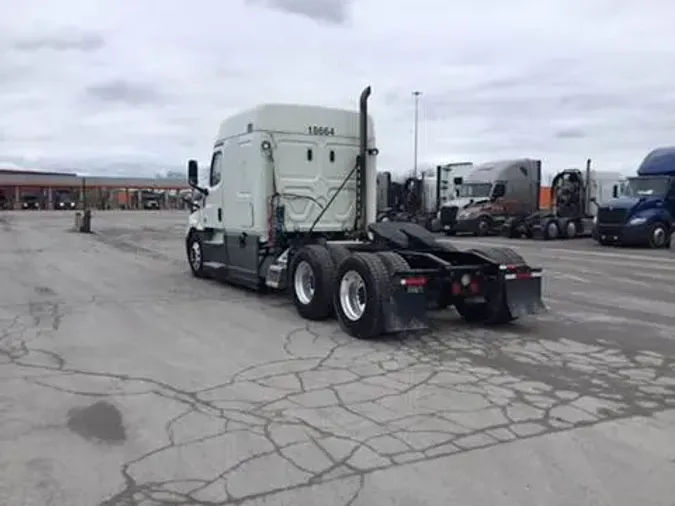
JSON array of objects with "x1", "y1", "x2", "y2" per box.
[
  {"x1": 566, "y1": 221, "x2": 576, "y2": 237},
  {"x1": 339, "y1": 270, "x2": 366, "y2": 321},
  {"x1": 653, "y1": 226, "x2": 666, "y2": 247},
  {"x1": 190, "y1": 241, "x2": 201, "y2": 270},
  {"x1": 547, "y1": 222, "x2": 559, "y2": 239},
  {"x1": 294, "y1": 261, "x2": 315, "y2": 305}
]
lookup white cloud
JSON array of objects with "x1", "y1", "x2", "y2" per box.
[{"x1": 1, "y1": 0, "x2": 674, "y2": 179}]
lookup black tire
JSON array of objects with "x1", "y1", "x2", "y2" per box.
[
  {"x1": 501, "y1": 218, "x2": 521, "y2": 239},
  {"x1": 324, "y1": 243, "x2": 350, "y2": 269},
  {"x1": 456, "y1": 246, "x2": 524, "y2": 324},
  {"x1": 648, "y1": 222, "x2": 669, "y2": 249},
  {"x1": 454, "y1": 285, "x2": 515, "y2": 325},
  {"x1": 377, "y1": 250, "x2": 444, "y2": 310},
  {"x1": 186, "y1": 232, "x2": 207, "y2": 278},
  {"x1": 543, "y1": 219, "x2": 561, "y2": 240},
  {"x1": 333, "y1": 253, "x2": 390, "y2": 339},
  {"x1": 289, "y1": 245, "x2": 336, "y2": 321},
  {"x1": 375, "y1": 251, "x2": 409, "y2": 276},
  {"x1": 476, "y1": 216, "x2": 492, "y2": 236}
]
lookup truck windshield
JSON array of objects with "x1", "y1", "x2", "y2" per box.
[
  {"x1": 623, "y1": 177, "x2": 670, "y2": 197},
  {"x1": 457, "y1": 183, "x2": 492, "y2": 198}
]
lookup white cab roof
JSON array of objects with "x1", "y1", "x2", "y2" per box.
[
  {"x1": 215, "y1": 104, "x2": 375, "y2": 143},
  {"x1": 590, "y1": 169, "x2": 624, "y2": 181}
]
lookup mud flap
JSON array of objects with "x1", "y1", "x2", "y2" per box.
[
  {"x1": 382, "y1": 279, "x2": 429, "y2": 333},
  {"x1": 502, "y1": 271, "x2": 547, "y2": 318}
]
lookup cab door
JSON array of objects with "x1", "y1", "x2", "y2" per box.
[
  {"x1": 666, "y1": 178, "x2": 675, "y2": 220},
  {"x1": 201, "y1": 149, "x2": 225, "y2": 230}
]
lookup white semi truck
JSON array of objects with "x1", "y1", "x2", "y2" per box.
[{"x1": 183, "y1": 87, "x2": 545, "y2": 339}]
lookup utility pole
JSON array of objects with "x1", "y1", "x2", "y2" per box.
[{"x1": 412, "y1": 91, "x2": 422, "y2": 178}]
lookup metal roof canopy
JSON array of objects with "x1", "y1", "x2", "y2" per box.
[{"x1": 0, "y1": 171, "x2": 189, "y2": 189}]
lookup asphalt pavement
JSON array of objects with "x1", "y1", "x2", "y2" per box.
[{"x1": 1, "y1": 211, "x2": 674, "y2": 506}]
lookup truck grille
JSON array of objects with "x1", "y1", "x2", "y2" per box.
[
  {"x1": 440, "y1": 205, "x2": 458, "y2": 225},
  {"x1": 597, "y1": 207, "x2": 627, "y2": 224}
]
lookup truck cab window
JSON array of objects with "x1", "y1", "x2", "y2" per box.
[
  {"x1": 668, "y1": 178, "x2": 675, "y2": 197},
  {"x1": 209, "y1": 151, "x2": 223, "y2": 186},
  {"x1": 491, "y1": 182, "x2": 506, "y2": 198}
]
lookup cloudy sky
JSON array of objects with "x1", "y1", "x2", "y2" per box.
[{"x1": 1, "y1": 0, "x2": 674, "y2": 178}]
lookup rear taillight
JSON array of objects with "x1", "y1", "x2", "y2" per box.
[
  {"x1": 500, "y1": 264, "x2": 541, "y2": 280},
  {"x1": 401, "y1": 276, "x2": 427, "y2": 287}
]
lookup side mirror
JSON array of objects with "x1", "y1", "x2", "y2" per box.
[
  {"x1": 491, "y1": 185, "x2": 505, "y2": 199},
  {"x1": 612, "y1": 185, "x2": 618, "y2": 198},
  {"x1": 453, "y1": 177, "x2": 463, "y2": 185},
  {"x1": 187, "y1": 159, "x2": 199, "y2": 186}
]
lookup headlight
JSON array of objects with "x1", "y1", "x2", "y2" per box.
[{"x1": 628, "y1": 216, "x2": 647, "y2": 225}]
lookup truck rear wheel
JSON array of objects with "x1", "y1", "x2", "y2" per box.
[
  {"x1": 324, "y1": 243, "x2": 350, "y2": 268},
  {"x1": 290, "y1": 245, "x2": 335, "y2": 321},
  {"x1": 456, "y1": 246, "x2": 521, "y2": 324},
  {"x1": 454, "y1": 287, "x2": 515, "y2": 325},
  {"x1": 334, "y1": 253, "x2": 389, "y2": 339},
  {"x1": 375, "y1": 251, "x2": 409, "y2": 276}
]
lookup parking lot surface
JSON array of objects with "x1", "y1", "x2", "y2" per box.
[{"x1": 1, "y1": 211, "x2": 674, "y2": 506}]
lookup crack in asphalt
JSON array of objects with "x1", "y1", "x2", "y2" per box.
[{"x1": 2, "y1": 298, "x2": 674, "y2": 505}]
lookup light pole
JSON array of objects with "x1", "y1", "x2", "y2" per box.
[{"x1": 412, "y1": 91, "x2": 422, "y2": 178}]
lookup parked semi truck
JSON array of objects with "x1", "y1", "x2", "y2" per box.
[
  {"x1": 376, "y1": 164, "x2": 470, "y2": 231},
  {"x1": 594, "y1": 147, "x2": 675, "y2": 248},
  {"x1": 437, "y1": 162, "x2": 475, "y2": 234},
  {"x1": 450, "y1": 159, "x2": 542, "y2": 236},
  {"x1": 183, "y1": 87, "x2": 545, "y2": 339},
  {"x1": 503, "y1": 159, "x2": 624, "y2": 240}
]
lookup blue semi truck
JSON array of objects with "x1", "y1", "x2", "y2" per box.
[{"x1": 593, "y1": 147, "x2": 675, "y2": 248}]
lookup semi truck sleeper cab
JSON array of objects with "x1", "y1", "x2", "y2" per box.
[
  {"x1": 183, "y1": 86, "x2": 546, "y2": 339},
  {"x1": 594, "y1": 147, "x2": 675, "y2": 248}
]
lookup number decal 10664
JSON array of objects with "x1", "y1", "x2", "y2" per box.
[{"x1": 307, "y1": 125, "x2": 335, "y2": 136}]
